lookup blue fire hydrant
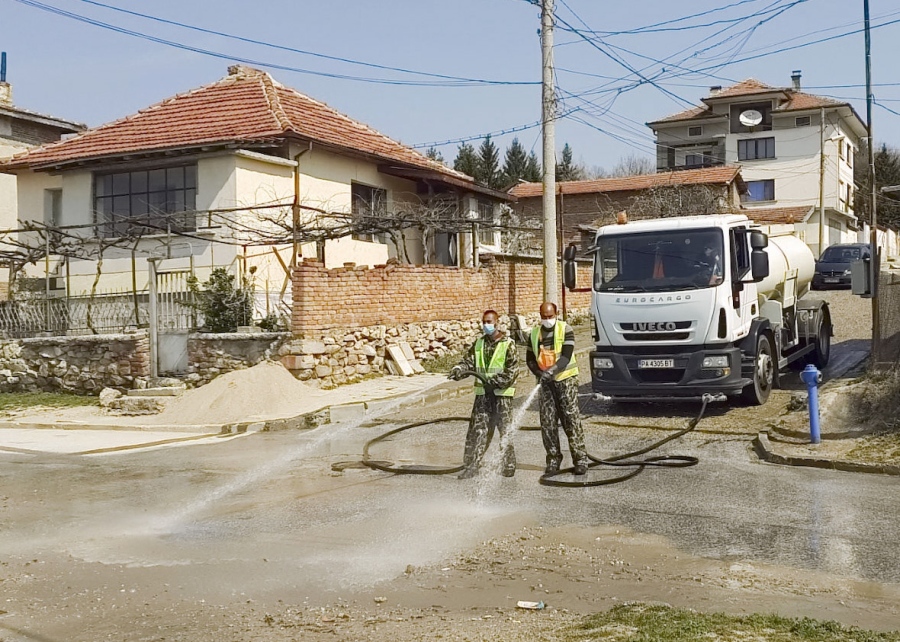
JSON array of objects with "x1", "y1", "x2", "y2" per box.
[{"x1": 800, "y1": 364, "x2": 823, "y2": 444}]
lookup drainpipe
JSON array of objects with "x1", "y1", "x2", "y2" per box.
[
  {"x1": 292, "y1": 142, "x2": 313, "y2": 268},
  {"x1": 148, "y1": 257, "x2": 159, "y2": 379}
]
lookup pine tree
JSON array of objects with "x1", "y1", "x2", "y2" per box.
[
  {"x1": 477, "y1": 135, "x2": 502, "y2": 189},
  {"x1": 500, "y1": 137, "x2": 529, "y2": 189},
  {"x1": 524, "y1": 151, "x2": 542, "y2": 182},
  {"x1": 453, "y1": 142, "x2": 479, "y2": 179},
  {"x1": 425, "y1": 147, "x2": 445, "y2": 164},
  {"x1": 556, "y1": 143, "x2": 584, "y2": 182}
]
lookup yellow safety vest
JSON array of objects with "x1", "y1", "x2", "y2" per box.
[
  {"x1": 530, "y1": 321, "x2": 579, "y2": 382},
  {"x1": 473, "y1": 337, "x2": 516, "y2": 397}
]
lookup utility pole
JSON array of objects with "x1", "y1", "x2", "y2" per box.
[
  {"x1": 818, "y1": 106, "x2": 826, "y2": 257},
  {"x1": 541, "y1": 0, "x2": 558, "y2": 304},
  {"x1": 864, "y1": 0, "x2": 880, "y2": 362}
]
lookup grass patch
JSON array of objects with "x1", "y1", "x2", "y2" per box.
[
  {"x1": 846, "y1": 432, "x2": 900, "y2": 464},
  {"x1": 0, "y1": 392, "x2": 97, "y2": 414},
  {"x1": 421, "y1": 350, "x2": 465, "y2": 374},
  {"x1": 568, "y1": 604, "x2": 900, "y2": 642}
]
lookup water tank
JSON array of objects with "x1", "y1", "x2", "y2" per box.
[{"x1": 755, "y1": 233, "x2": 815, "y2": 302}]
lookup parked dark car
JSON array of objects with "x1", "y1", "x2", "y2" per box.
[{"x1": 812, "y1": 243, "x2": 871, "y2": 289}]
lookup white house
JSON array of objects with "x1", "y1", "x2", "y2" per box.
[
  {"x1": 0, "y1": 65, "x2": 510, "y2": 314},
  {"x1": 648, "y1": 73, "x2": 868, "y2": 256}
]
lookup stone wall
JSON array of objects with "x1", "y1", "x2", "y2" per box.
[
  {"x1": 0, "y1": 332, "x2": 150, "y2": 393},
  {"x1": 292, "y1": 255, "x2": 593, "y2": 335},
  {"x1": 186, "y1": 332, "x2": 290, "y2": 387}
]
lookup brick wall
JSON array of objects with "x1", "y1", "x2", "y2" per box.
[{"x1": 292, "y1": 255, "x2": 593, "y2": 334}]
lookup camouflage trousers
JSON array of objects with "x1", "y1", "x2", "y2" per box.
[
  {"x1": 462, "y1": 394, "x2": 516, "y2": 475},
  {"x1": 539, "y1": 376, "x2": 589, "y2": 468}
]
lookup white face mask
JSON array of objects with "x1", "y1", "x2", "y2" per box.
[{"x1": 541, "y1": 318, "x2": 556, "y2": 329}]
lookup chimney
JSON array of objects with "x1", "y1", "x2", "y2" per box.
[
  {"x1": 709, "y1": 85, "x2": 722, "y2": 95},
  {"x1": 791, "y1": 69, "x2": 801, "y2": 91},
  {"x1": 0, "y1": 52, "x2": 10, "y2": 107}
]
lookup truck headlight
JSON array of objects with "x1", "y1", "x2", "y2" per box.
[
  {"x1": 593, "y1": 357, "x2": 614, "y2": 369},
  {"x1": 702, "y1": 356, "x2": 729, "y2": 369}
]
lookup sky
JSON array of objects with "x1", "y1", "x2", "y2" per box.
[{"x1": 1, "y1": 0, "x2": 898, "y2": 173}]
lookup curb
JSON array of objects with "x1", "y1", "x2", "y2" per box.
[{"x1": 753, "y1": 431, "x2": 900, "y2": 476}]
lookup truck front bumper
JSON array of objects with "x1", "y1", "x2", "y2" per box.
[{"x1": 590, "y1": 346, "x2": 749, "y2": 399}]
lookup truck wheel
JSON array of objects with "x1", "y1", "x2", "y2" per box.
[
  {"x1": 742, "y1": 334, "x2": 774, "y2": 405},
  {"x1": 808, "y1": 311, "x2": 831, "y2": 368}
]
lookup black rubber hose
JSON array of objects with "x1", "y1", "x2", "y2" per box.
[
  {"x1": 362, "y1": 378, "x2": 707, "y2": 487},
  {"x1": 362, "y1": 371, "x2": 493, "y2": 476}
]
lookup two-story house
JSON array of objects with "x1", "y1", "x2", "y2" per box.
[
  {"x1": 0, "y1": 59, "x2": 85, "y2": 298},
  {"x1": 0, "y1": 65, "x2": 510, "y2": 311},
  {"x1": 648, "y1": 73, "x2": 867, "y2": 255}
]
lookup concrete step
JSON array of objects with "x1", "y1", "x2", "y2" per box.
[{"x1": 127, "y1": 387, "x2": 185, "y2": 397}]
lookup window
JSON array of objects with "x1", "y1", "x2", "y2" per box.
[
  {"x1": 743, "y1": 180, "x2": 775, "y2": 202},
  {"x1": 795, "y1": 116, "x2": 811, "y2": 127},
  {"x1": 838, "y1": 139, "x2": 844, "y2": 160},
  {"x1": 351, "y1": 182, "x2": 387, "y2": 243},
  {"x1": 847, "y1": 145, "x2": 853, "y2": 168},
  {"x1": 476, "y1": 200, "x2": 495, "y2": 246},
  {"x1": 684, "y1": 151, "x2": 713, "y2": 168},
  {"x1": 44, "y1": 189, "x2": 62, "y2": 226},
  {"x1": 730, "y1": 227, "x2": 751, "y2": 280},
  {"x1": 94, "y1": 165, "x2": 196, "y2": 237},
  {"x1": 688, "y1": 126, "x2": 703, "y2": 137},
  {"x1": 738, "y1": 138, "x2": 775, "y2": 160}
]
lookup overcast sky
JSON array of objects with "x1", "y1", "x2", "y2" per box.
[{"x1": 2, "y1": 0, "x2": 897, "y2": 171}]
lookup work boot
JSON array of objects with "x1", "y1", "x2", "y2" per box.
[
  {"x1": 457, "y1": 467, "x2": 478, "y2": 480},
  {"x1": 573, "y1": 463, "x2": 588, "y2": 476},
  {"x1": 501, "y1": 466, "x2": 516, "y2": 478},
  {"x1": 544, "y1": 463, "x2": 560, "y2": 476}
]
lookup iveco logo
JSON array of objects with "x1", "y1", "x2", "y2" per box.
[{"x1": 633, "y1": 322, "x2": 677, "y2": 332}]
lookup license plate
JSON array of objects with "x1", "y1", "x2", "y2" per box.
[
  {"x1": 638, "y1": 359, "x2": 674, "y2": 369},
  {"x1": 824, "y1": 278, "x2": 839, "y2": 283}
]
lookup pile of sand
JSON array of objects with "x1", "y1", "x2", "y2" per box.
[{"x1": 153, "y1": 361, "x2": 327, "y2": 425}]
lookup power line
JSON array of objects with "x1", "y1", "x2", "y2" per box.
[
  {"x1": 13, "y1": 0, "x2": 537, "y2": 88},
  {"x1": 71, "y1": 0, "x2": 538, "y2": 87}
]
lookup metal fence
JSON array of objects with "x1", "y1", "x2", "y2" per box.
[
  {"x1": 876, "y1": 271, "x2": 900, "y2": 367},
  {"x1": 0, "y1": 292, "x2": 156, "y2": 338}
]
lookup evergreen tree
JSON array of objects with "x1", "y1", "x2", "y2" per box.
[
  {"x1": 453, "y1": 142, "x2": 479, "y2": 179},
  {"x1": 477, "y1": 135, "x2": 502, "y2": 189},
  {"x1": 425, "y1": 146, "x2": 445, "y2": 164},
  {"x1": 524, "y1": 151, "x2": 542, "y2": 182},
  {"x1": 556, "y1": 143, "x2": 584, "y2": 182},
  {"x1": 855, "y1": 142, "x2": 900, "y2": 228},
  {"x1": 500, "y1": 137, "x2": 529, "y2": 188}
]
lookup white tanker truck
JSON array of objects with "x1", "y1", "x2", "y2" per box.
[{"x1": 563, "y1": 214, "x2": 831, "y2": 405}]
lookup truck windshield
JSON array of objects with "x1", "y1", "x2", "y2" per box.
[{"x1": 594, "y1": 229, "x2": 725, "y2": 292}]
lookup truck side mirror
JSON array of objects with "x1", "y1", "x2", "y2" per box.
[
  {"x1": 749, "y1": 231, "x2": 768, "y2": 250},
  {"x1": 750, "y1": 250, "x2": 769, "y2": 281},
  {"x1": 563, "y1": 244, "x2": 578, "y2": 290}
]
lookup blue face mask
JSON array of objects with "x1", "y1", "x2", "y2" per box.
[{"x1": 482, "y1": 323, "x2": 495, "y2": 335}]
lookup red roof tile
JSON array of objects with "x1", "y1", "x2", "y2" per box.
[
  {"x1": 509, "y1": 166, "x2": 743, "y2": 199},
  {"x1": 650, "y1": 79, "x2": 848, "y2": 125},
  {"x1": 742, "y1": 205, "x2": 814, "y2": 224},
  {"x1": 1, "y1": 66, "x2": 469, "y2": 183}
]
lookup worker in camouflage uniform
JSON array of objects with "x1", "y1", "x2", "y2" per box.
[
  {"x1": 526, "y1": 301, "x2": 589, "y2": 476},
  {"x1": 448, "y1": 310, "x2": 518, "y2": 479}
]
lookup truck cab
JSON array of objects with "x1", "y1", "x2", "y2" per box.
[{"x1": 576, "y1": 215, "x2": 830, "y2": 405}]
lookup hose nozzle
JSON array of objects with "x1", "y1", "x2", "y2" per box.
[{"x1": 701, "y1": 393, "x2": 727, "y2": 404}]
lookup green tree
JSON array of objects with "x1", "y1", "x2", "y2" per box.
[
  {"x1": 425, "y1": 146, "x2": 445, "y2": 164},
  {"x1": 524, "y1": 150, "x2": 542, "y2": 182},
  {"x1": 477, "y1": 135, "x2": 502, "y2": 189},
  {"x1": 855, "y1": 142, "x2": 900, "y2": 228},
  {"x1": 453, "y1": 142, "x2": 479, "y2": 178},
  {"x1": 556, "y1": 143, "x2": 584, "y2": 182},
  {"x1": 500, "y1": 137, "x2": 529, "y2": 189},
  {"x1": 188, "y1": 268, "x2": 254, "y2": 333}
]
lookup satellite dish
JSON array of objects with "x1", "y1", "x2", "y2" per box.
[{"x1": 739, "y1": 109, "x2": 763, "y2": 127}]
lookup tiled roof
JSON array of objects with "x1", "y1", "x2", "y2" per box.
[
  {"x1": 650, "y1": 78, "x2": 848, "y2": 124},
  {"x1": 509, "y1": 166, "x2": 743, "y2": 199},
  {"x1": 742, "y1": 205, "x2": 814, "y2": 224},
  {"x1": 1, "y1": 66, "x2": 469, "y2": 183}
]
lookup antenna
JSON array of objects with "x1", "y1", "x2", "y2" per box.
[{"x1": 739, "y1": 109, "x2": 763, "y2": 128}]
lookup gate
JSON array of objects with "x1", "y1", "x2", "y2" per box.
[{"x1": 156, "y1": 270, "x2": 197, "y2": 374}]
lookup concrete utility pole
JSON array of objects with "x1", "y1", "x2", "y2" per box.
[
  {"x1": 864, "y1": 0, "x2": 880, "y2": 361},
  {"x1": 541, "y1": 0, "x2": 558, "y2": 304},
  {"x1": 818, "y1": 106, "x2": 826, "y2": 257}
]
